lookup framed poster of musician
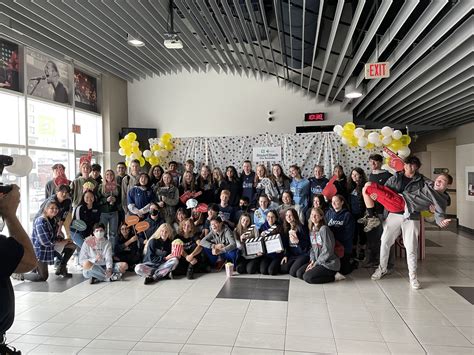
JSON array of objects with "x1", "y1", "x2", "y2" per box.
[
  {"x1": 0, "y1": 39, "x2": 20, "y2": 92},
  {"x1": 74, "y1": 69, "x2": 98, "y2": 113},
  {"x1": 25, "y1": 48, "x2": 71, "y2": 105}
]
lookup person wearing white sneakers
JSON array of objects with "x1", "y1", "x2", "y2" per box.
[{"x1": 370, "y1": 156, "x2": 427, "y2": 289}]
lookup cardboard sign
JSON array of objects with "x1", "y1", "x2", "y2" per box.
[
  {"x1": 264, "y1": 234, "x2": 283, "y2": 253},
  {"x1": 245, "y1": 237, "x2": 264, "y2": 255},
  {"x1": 252, "y1": 147, "x2": 282, "y2": 162}
]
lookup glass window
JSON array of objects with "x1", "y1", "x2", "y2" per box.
[
  {"x1": 75, "y1": 110, "x2": 103, "y2": 152},
  {"x1": 0, "y1": 91, "x2": 25, "y2": 145},
  {"x1": 27, "y1": 98, "x2": 73, "y2": 149}
]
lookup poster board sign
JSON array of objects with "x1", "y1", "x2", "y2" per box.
[
  {"x1": 26, "y1": 48, "x2": 71, "y2": 104},
  {"x1": 245, "y1": 237, "x2": 264, "y2": 255},
  {"x1": 252, "y1": 146, "x2": 281, "y2": 162},
  {"x1": 74, "y1": 69, "x2": 98, "y2": 112},
  {"x1": 264, "y1": 234, "x2": 283, "y2": 253},
  {"x1": 0, "y1": 39, "x2": 20, "y2": 92}
]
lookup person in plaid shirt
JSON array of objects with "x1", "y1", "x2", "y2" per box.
[{"x1": 22, "y1": 201, "x2": 76, "y2": 281}]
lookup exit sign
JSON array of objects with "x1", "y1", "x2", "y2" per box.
[
  {"x1": 365, "y1": 62, "x2": 390, "y2": 79},
  {"x1": 304, "y1": 112, "x2": 325, "y2": 122}
]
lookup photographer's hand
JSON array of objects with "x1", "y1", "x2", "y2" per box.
[{"x1": 0, "y1": 185, "x2": 37, "y2": 272}]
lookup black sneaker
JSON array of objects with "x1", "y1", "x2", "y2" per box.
[
  {"x1": 186, "y1": 265, "x2": 194, "y2": 280},
  {"x1": 0, "y1": 342, "x2": 21, "y2": 355},
  {"x1": 144, "y1": 277, "x2": 155, "y2": 285},
  {"x1": 90, "y1": 277, "x2": 98, "y2": 285},
  {"x1": 57, "y1": 265, "x2": 73, "y2": 278}
]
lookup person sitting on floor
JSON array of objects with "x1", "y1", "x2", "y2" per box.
[
  {"x1": 79, "y1": 223, "x2": 127, "y2": 284},
  {"x1": 200, "y1": 216, "x2": 237, "y2": 270}
]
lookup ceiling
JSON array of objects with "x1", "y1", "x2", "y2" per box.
[{"x1": 0, "y1": 0, "x2": 472, "y2": 132}]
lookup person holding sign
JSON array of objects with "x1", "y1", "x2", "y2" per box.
[
  {"x1": 259, "y1": 210, "x2": 284, "y2": 275},
  {"x1": 234, "y1": 213, "x2": 262, "y2": 274},
  {"x1": 280, "y1": 208, "x2": 310, "y2": 278}
]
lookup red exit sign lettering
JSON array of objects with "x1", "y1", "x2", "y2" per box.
[
  {"x1": 304, "y1": 112, "x2": 325, "y2": 122},
  {"x1": 364, "y1": 62, "x2": 390, "y2": 79}
]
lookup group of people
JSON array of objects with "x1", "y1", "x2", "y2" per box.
[{"x1": 17, "y1": 153, "x2": 452, "y2": 288}]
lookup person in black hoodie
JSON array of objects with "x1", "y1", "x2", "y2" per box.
[
  {"x1": 71, "y1": 190, "x2": 101, "y2": 248},
  {"x1": 280, "y1": 208, "x2": 310, "y2": 277},
  {"x1": 196, "y1": 165, "x2": 215, "y2": 204},
  {"x1": 332, "y1": 165, "x2": 348, "y2": 201},
  {"x1": 134, "y1": 223, "x2": 179, "y2": 284},
  {"x1": 309, "y1": 165, "x2": 329, "y2": 202},
  {"x1": 221, "y1": 166, "x2": 242, "y2": 207},
  {"x1": 115, "y1": 223, "x2": 141, "y2": 271},
  {"x1": 174, "y1": 218, "x2": 205, "y2": 279},
  {"x1": 240, "y1": 160, "x2": 256, "y2": 207},
  {"x1": 347, "y1": 167, "x2": 367, "y2": 261},
  {"x1": 325, "y1": 194, "x2": 355, "y2": 275}
]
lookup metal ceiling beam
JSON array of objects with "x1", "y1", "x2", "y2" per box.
[
  {"x1": 355, "y1": 1, "x2": 469, "y2": 114},
  {"x1": 299, "y1": 0, "x2": 305, "y2": 87},
  {"x1": 412, "y1": 102, "x2": 474, "y2": 127},
  {"x1": 325, "y1": 0, "x2": 364, "y2": 102},
  {"x1": 116, "y1": 0, "x2": 200, "y2": 74},
  {"x1": 221, "y1": 0, "x2": 257, "y2": 78},
  {"x1": 306, "y1": 0, "x2": 323, "y2": 92},
  {"x1": 186, "y1": 0, "x2": 237, "y2": 74},
  {"x1": 209, "y1": 0, "x2": 249, "y2": 77},
  {"x1": 273, "y1": 0, "x2": 289, "y2": 84},
  {"x1": 244, "y1": 0, "x2": 270, "y2": 76},
  {"x1": 174, "y1": 0, "x2": 228, "y2": 74},
  {"x1": 331, "y1": 0, "x2": 392, "y2": 102},
  {"x1": 386, "y1": 77, "x2": 473, "y2": 124},
  {"x1": 232, "y1": 0, "x2": 263, "y2": 78},
  {"x1": 315, "y1": 0, "x2": 344, "y2": 98},
  {"x1": 258, "y1": 0, "x2": 279, "y2": 85},
  {"x1": 366, "y1": 22, "x2": 473, "y2": 121},
  {"x1": 150, "y1": 0, "x2": 220, "y2": 73},
  {"x1": 345, "y1": 0, "x2": 448, "y2": 110},
  {"x1": 444, "y1": 115, "x2": 474, "y2": 127},
  {"x1": 439, "y1": 109, "x2": 474, "y2": 127},
  {"x1": 353, "y1": 118, "x2": 442, "y2": 131}
]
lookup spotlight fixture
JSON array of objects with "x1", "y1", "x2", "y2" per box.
[
  {"x1": 127, "y1": 34, "x2": 145, "y2": 47},
  {"x1": 164, "y1": 0, "x2": 183, "y2": 50},
  {"x1": 344, "y1": 77, "x2": 364, "y2": 99}
]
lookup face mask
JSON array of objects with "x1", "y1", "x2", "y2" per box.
[
  {"x1": 240, "y1": 205, "x2": 249, "y2": 211},
  {"x1": 151, "y1": 210, "x2": 159, "y2": 217},
  {"x1": 94, "y1": 230, "x2": 105, "y2": 239}
]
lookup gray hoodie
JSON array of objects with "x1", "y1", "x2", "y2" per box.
[
  {"x1": 200, "y1": 226, "x2": 236, "y2": 253},
  {"x1": 309, "y1": 225, "x2": 340, "y2": 272}
]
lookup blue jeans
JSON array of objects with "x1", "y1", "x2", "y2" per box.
[
  {"x1": 83, "y1": 263, "x2": 121, "y2": 281},
  {"x1": 100, "y1": 211, "x2": 118, "y2": 252},
  {"x1": 203, "y1": 248, "x2": 238, "y2": 266}
]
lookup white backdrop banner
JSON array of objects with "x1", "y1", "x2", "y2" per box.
[{"x1": 170, "y1": 132, "x2": 381, "y2": 177}]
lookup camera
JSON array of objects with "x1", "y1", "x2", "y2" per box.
[{"x1": 0, "y1": 154, "x2": 33, "y2": 194}]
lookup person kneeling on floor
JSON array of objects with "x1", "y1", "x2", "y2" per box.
[{"x1": 79, "y1": 223, "x2": 127, "y2": 284}]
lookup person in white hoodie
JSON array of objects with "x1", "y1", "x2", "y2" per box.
[{"x1": 79, "y1": 223, "x2": 128, "y2": 284}]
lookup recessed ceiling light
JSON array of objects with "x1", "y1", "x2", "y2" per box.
[{"x1": 127, "y1": 34, "x2": 145, "y2": 47}]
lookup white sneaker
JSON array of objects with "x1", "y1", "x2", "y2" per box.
[
  {"x1": 371, "y1": 266, "x2": 387, "y2": 280},
  {"x1": 109, "y1": 272, "x2": 122, "y2": 282},
  {"x1": 410, "y1": 274, "x2": 421, "y2": 289},
  {"x1": 334, "y1": 272, "x2": 346, "y2": 281}
]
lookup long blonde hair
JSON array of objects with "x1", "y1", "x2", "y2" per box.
[{"x1": 151, "y1": 223, "x2": 174, "y2": 240}]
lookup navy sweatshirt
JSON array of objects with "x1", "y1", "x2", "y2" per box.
[
  {"x1": 325, "y1": 208, "x2": 354, "y2": 255},
  {"x1": 282, "y1": 225, "x2": 310, "y2": 257}
]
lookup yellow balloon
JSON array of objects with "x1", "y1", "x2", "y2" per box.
[
  {"x1": 126, "y1": 132, "x2": 137, "y2": 142},
  {"x1": 148, "y1": 156, "x2": 158, "y2": 166},
  {"x1": 151, "y1": 144, "x2": 160, "y2": 152},
  {"x1": 342, "y1": 129, "x2": 354, "y2": 139},
  {"x1": 119, "y1": 139, "x2": 128, "y2": 148},
  {"x1": 138, "y1": 157, "x2": 145, "y2": 167},
  {"x1": 164, "y1": 142, "x2": 174, "y2": 151},
  {"x1": 366, "y1": 142, "x2": 375, "y2": 150},
  {"x1": 124, "y1": 147, "x2": 132, "y2": 156},
  {"x1": 349, "y1": 137, "x2": 358, "y2": 147},
  {"x1": 390, "y1": 139, "x2": 402, "y2": 151},
  {"x1": 131, "y1": 146, "x2": 139, "y2": 154},
  {"x1": 400, "y1": 135, "x2": 411, "y2": 146},
  {"x1": 161, "y1": 133, "x2": 172, "y2": 143},
  {"x1": 343, "y1": 122, "x2": 356, "y2": 131}
]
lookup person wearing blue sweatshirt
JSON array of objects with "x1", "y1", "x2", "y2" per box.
[
  {"x1": 127, "y1": 173, "x2": 155, "y2": 218},
  {"x1": 240, "y1": 160, "x2": 256, "y2": 206},
  {"x1": 308, "y1": 165, "x2": 329, "y2": 201},
  {"x1": 289, "y1": 165, "x2": 310, "y2": 214},
  {"x1": 253, "y1": 194, "x2": 277, "y2": 229},
  {"x1": 325, "y1": 194, "x2": 355, "y2": 275},
  {"x1": 280, "y1": 208, "x2": 310, "y2": 277}
]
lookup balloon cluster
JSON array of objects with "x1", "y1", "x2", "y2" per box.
[
  {"x1": 333, "y1": 122, "x2": 411, "y2": 157},
  {"x1": 142, "y1": 133, "x2": 174, "y2": 167},
  {"x1": 118, "y1": 132, "x2": 145, "y2": 167}
]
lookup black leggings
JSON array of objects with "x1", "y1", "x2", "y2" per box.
[
  {"x1": 280, "y1": 255, "x2": 310, "y2": 277},
  {"x1": 236, "y1": 257, "x2": 261, "y2": 274},
  {"x1": 296, "y1": 263, "x2": 336, "y2": 284},
  {"x1": 260, "y1": 256, "x2": 281, "y2": 275}
]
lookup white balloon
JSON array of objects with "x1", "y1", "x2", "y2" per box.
[
  {"x1": 358, "y1": 137, "x2": 368, "y2": 147},
  {"x1": 382, "y1": 136, "x2": 392, "y2": 145},
  {"x1": 118, "y1": 148, "x2": 126, "y2": 156},
  {"x1": 375, "y1": 141, "x2": 383, "y2": 147},
  {"x1": 143, "y1": 150, "x2": 152, "y2": 158},
  {"x1": 341, "y1": 137, "x2": 349, "y2": 145},
  {"x1": 131, "y1": 141, "x2": 139, "y2": 147},
  {"x1": 392, "y1": 130, "x2": 403, "y2": 140},
  {"x1": 354, "y1": 127, "x2": 365, "y2": 138},
  {"x1": 333, "y1": 125, "x2": 343, "y2": 136},
  {"x1": 368, "y1": 132, "x2": 380, "y2": 144},
  {"x1": 129, "y1": 153, "x2": 137, "y2": 160},
  {"x1": 154, "y1": 150, "x2": 161, "y2": 157},
  {"x1": 158, "y1": 150, "x2": 169, "y2": 158},
  {"x1": 381, "y1": 126, "x2": 393, "y2": 137},
  {"x1": 398, "y1": 146, "x2": 411, "y2": 158}
]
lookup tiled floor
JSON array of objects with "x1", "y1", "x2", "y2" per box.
[{"x1": 6, "y1": 227, "x2": 474, "y2": 354}]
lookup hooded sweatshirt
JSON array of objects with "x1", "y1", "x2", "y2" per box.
[
  {"x1": 309, "y1": 225, "x2": 340, "y2": 271},
  {"x1": 325, "y1": 208, "x2": 354, "y2": 255},
  {"x1": 79, "y1": 235, "x2": 113, "y2": 269},
  {"x1": 200, "y1": 225, "x2": 236, "y2": 252}
]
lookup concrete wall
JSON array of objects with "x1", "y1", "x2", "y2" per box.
[{"x1": 127, "y1": 70, "x2": 352, "y2": 137}]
